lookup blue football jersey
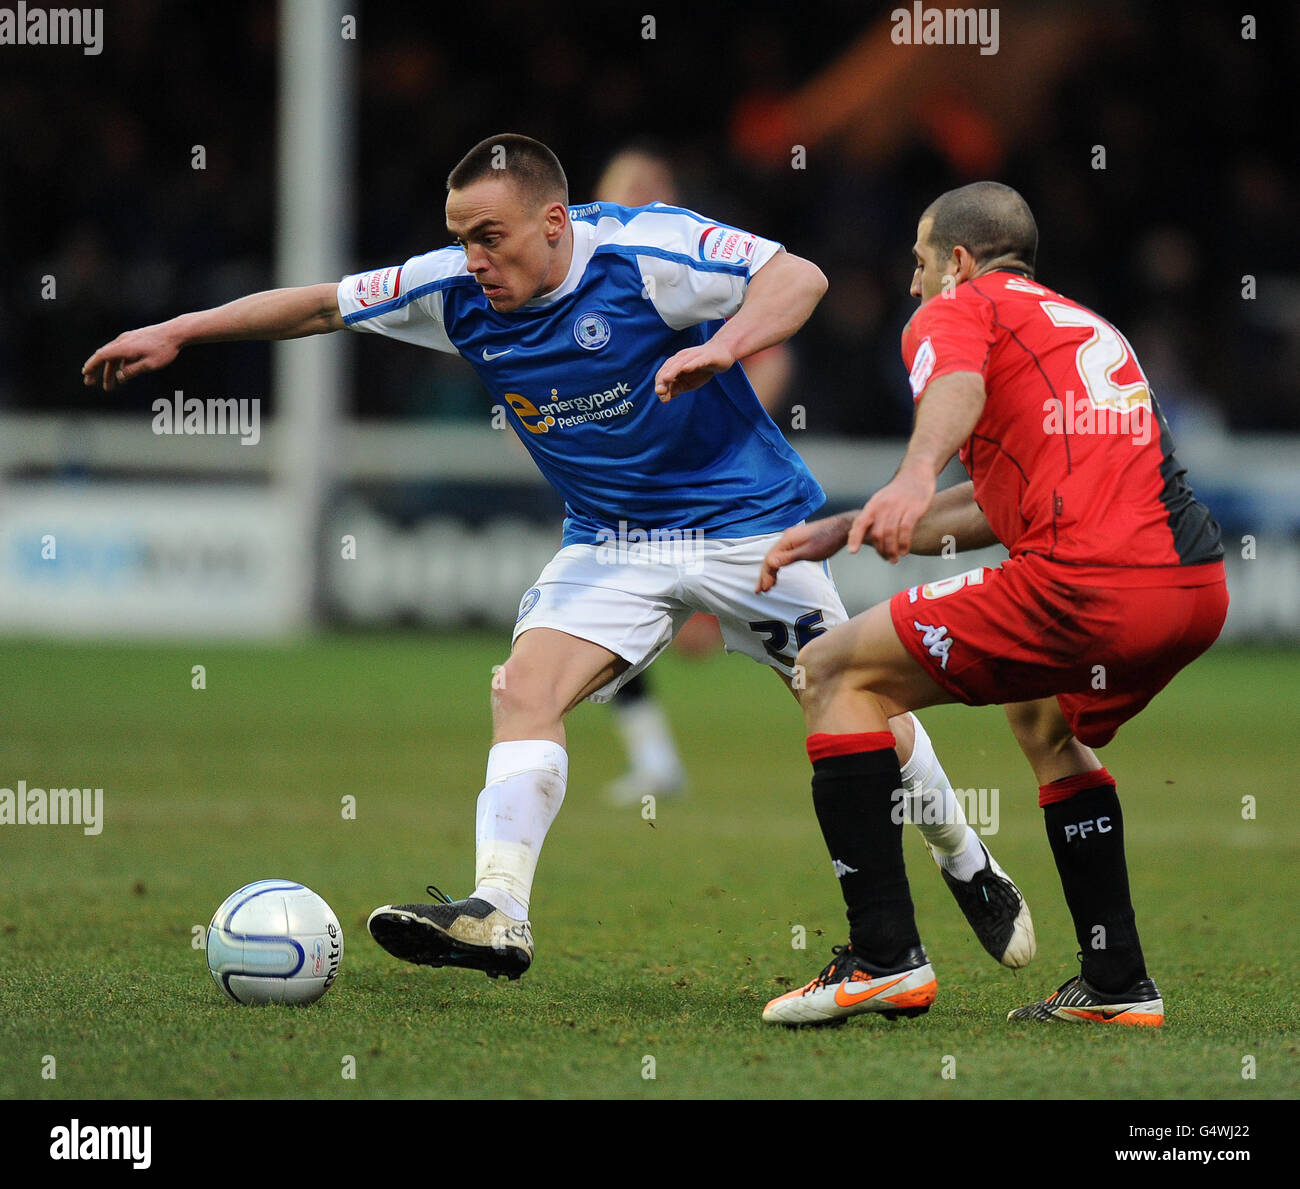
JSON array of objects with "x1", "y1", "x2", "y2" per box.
[{"x1": 337, "y1": 202, "x2": 825, "y2": 545}]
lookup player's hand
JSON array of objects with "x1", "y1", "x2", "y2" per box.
[
  {"x1": 82, "y1": 324, "x2": 182, "y2": 391},
  {"x1": 654, "y1": 342, "x2": 737, "y2": 402},
  {"x1": 848, "y1": 467, "x2": 936, "y2": 563},
  {"x1": 756, "y1": 511, "x2": 855, "y2": 592}
]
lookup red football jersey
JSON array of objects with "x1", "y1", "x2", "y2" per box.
[{"x1": 900, "y1": 270, "x2": 1222, "y2": 584}]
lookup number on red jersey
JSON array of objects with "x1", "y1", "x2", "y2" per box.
[{"x1": 1039, "y1": 301, "x2": 1151, "y2": 415}]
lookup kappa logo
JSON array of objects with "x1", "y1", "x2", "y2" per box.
[
  {"x1": 831, "y1": 859, "x2": 859, "y2": 879},
  {"x1": 913, "y1": 620, "x2": 953, "y2": 669}
]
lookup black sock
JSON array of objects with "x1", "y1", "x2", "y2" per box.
[
  {"x1": 809, "y1": 738, "x2": 921, "y2": 969},
  {"x1": 1042, "y1": 774, "x2": 1147, "y2": 992},
  {"x1": 618, "y1": 671, "x2": 649, "y2": 703}
]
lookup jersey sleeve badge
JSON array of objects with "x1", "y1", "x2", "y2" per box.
[
  {"x1": 909, "y1": 336, "x2": 937, "y2": 399},
  {"x1": 698, "y1": 225, "x2": 757, "y2": 267},
  {"x1": 352, "y1": 265, "x2": 403, "y2": 308}
]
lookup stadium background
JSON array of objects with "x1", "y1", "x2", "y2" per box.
[
  {"x1": 1, "y1": 0, "x2": 1298, "y2": 1112},
  {"x1": 1, "y1": 0, "x2": 1297, "y2": 638}
]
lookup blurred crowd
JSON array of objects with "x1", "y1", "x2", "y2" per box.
[{"x1": 5, "y1": 0, "x2": 1297, "y2": 437}]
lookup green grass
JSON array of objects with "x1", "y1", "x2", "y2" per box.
[{"x1": 0, "y1": 635, "x2": 1296, "y2": 1099}]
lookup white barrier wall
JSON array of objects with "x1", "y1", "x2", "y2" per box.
[
  {"x1": 321, "y1": 503, "x2": 1299, "y2": 640},
  {"x1": 1, "y1": 426, "x2": 1295, "y2": 639},
  {"x1": 0, "y1": 485, "x2": 301, "y2": 637}
]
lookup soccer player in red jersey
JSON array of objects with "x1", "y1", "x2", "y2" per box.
[{"x1": 757, "y1": 181, "x2": 1227, "y2": 1027}]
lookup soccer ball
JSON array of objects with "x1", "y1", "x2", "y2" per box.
[{"x1": 206, "y1": 879, "x2": 343, "y2": 1005}]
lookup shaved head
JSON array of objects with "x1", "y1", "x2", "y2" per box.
[
  {"x1": 448, "y1": 133, "x2": 569, "y2": 212},
  {"x1": 922, "y1": 181, "x2": 1038, "y2": 275}
]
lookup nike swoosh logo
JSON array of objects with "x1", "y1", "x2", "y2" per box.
[
  {"x1": 834, "y1": 973, "x2": 908, "y2": 1006},
  {"x1": 482, "y1": 347, "x2": 513, "y2": 361}
]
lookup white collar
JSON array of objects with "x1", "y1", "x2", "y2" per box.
[{"x1": 522, "y1": 219, "x2": 594, "y2": 309}]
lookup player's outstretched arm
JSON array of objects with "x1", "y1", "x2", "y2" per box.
[
  {"x1": 850, "y1": 370, "x2": 987, "y2": 563},
  {"x1": 756, "y1": 511, "x2": 856, "y2": 592},
  {"x1": 654, "y1": 250, "x2": 827, "y2": 402},
  {"x1": 907, "y1": 481, "x2": 999, "y2": 555},
  {"x1": 82, "y1": 282, "x2": 344, "y2": 391}
]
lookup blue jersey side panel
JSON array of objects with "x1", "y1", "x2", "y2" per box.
[{"x1": 439, "y1": 250, "x2": 823, "y2": 544}]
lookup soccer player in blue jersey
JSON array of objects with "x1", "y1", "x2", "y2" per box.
[{"x1": 83, "y1": 134, "x2": 1034, "y2": 993}]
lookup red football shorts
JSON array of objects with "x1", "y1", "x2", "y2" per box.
[{"x1": 889, "y1": 554, "x2": 1228, "y2": 747}]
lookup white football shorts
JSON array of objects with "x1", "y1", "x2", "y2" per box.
[{"x1": 510, "y1": 530, "x2": 848, "y2": 702}]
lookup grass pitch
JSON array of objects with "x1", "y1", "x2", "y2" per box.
[{"x1": 0, "y1": 634, "x2": 1295, "y2": 1100}]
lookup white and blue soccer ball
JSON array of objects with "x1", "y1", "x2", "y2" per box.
[{"x1": 206, "y1": 879, "x2": 343, "y2": 1005}]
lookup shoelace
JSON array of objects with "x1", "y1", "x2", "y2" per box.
[
  {"x1": 1050, "y1": 956, "x2": 1099, "y2": 1002},
  {"x1": 425, "y1": 884, "x2": 454, "y2": 904},
  {"x1": 809, "y1": 944, "x2": 856, "y2": 991},
  {"x1": 1045, "y1": 976, "x2": 1079, "y2": 1003}
]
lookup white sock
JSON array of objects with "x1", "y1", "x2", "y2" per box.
[
  {"x1": 611, "y1": 696, "x2": 685, "y2": 785},
  {"x1": 899, "y1": 714, "x2": 985, "y2": 881},
  {"x1": 472, "y1": 740, "x2": 567, "y2": 920}
]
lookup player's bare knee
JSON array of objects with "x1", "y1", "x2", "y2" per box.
[
  {"x1": 1005, "y1": 700, "x2": 1073, "y2": 761},
  {"x1": 794, "y1": 635, "x2": 842, "y2": 708},
  {"x1": 490, "y1": 657, "x2": 565, "y2": 727}
]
